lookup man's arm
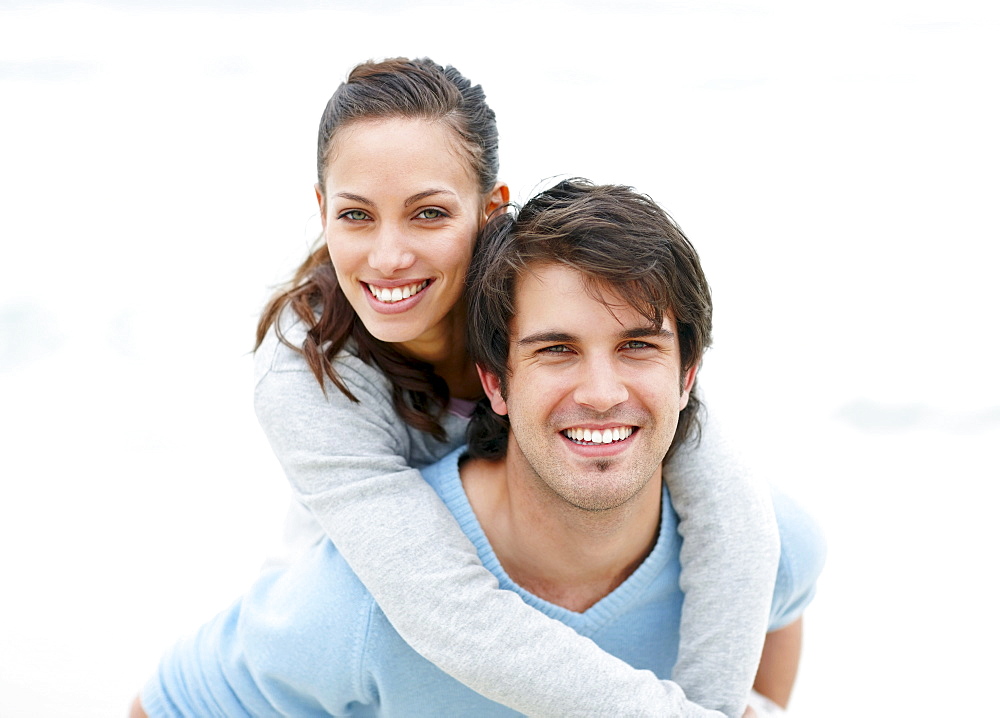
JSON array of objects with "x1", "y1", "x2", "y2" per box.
[
  {"x1": 752, "y1": 617, "x2": 803, "y2": 708},
  {"x1": 128, "y1": 695, "x2": 147, "y2": 718}
]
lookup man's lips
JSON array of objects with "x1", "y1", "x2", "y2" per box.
[{"x1": 561, "y1": 426, "x2": 636, "y2": 446}]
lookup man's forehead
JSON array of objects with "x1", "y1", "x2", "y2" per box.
[
  {"x1": 512, "y1": 263, "x2": 616, "y2": 308},
  {"x1": 510, "y1": 264, "x2": 674, "y2": 340}
]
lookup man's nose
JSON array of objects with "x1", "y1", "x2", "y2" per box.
[
  {"x1": 368, "y1": 225, "x2": 416, "y2": 275},
  {"x1": 572, "y1": 356, "x2": 629, "y2": 413}
]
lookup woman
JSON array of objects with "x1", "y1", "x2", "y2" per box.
[{"x1": 138, "y1": 57, "x2": 779, "y2": 717}]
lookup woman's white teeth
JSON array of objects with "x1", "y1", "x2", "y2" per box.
[
  {"x1": 368, "y1": 281, "x2": 428, "y2": 303},
  {"x1": 563, "y1": 427, "x2": 633, "y2": 445}
]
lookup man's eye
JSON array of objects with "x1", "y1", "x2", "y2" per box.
[
  {"x1": 540, "y1": 345, "x2": 571, "y2": 354},
  {"x1": 417, "y1": 208, "x2": 446, "y2": 219},
  {"x1": 623, "y1": 341, "x2": 651, "y2": 350},
  {"x1": 339, "y1": 210, "x2": 371, "y2": 221}
]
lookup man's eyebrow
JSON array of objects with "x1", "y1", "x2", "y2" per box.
[
  {"x1": 517, "y1": 327, "x2": 674, "y2": 347},
  {"x1": 517, "y1": 331, "x2": 576, "y2": 347},
  {"x1": 621, "y1": 326, "x2": 674, "y2": 340},
  {"x1": 404, "y1": 189, "x2": 457, "y2": 207}
]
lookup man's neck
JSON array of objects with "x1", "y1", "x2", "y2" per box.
[{"x1": 461, "y1": 454, "x2": 662, "y2": 613}]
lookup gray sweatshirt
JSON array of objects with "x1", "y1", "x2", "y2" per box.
[{"x1": 254, "y1": 315, "x2": 780, "y2": 717}]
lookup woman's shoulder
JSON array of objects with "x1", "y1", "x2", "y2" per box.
[
  {"x1": 252, "y1": 305, "x2": 468, "y2": 462},
  {"x1": 255, "y1": 307, "x2": 385, "y2": 389},
  {"x1": 252, "y1": 309, "x2": 409, "y2": 468},
  {"x1": 253, "y1": 307, "x2": 403, "y2": 443}
]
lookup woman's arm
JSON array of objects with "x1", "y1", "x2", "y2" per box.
[
  {"x1": 252, "y1": 326, "x2": 723, "y2": 717},
  {"x1": 665, "y1": 407, "x2": 782, "y2": 718}
]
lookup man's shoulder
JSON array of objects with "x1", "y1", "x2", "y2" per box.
[
  {"x1": 247, "y1": 541, "x2": 377, "y2": 652},
  {"x1": 770, "y1": 487, "x2": 827, "y2": 629},
  {"x1": 419, "y1": 445, "x2": 467, "y2": 497},
  {"x1": 157, "y1": 542, "x2": 380, "y2": 715}
]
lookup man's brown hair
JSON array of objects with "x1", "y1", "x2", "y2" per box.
[{"x1": 466, "y1": 178, "x2": 713, "y2": 462}]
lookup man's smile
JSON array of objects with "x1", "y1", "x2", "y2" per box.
[{"x1": 561, "y1": 426, "x2": 636, "y2": 446}]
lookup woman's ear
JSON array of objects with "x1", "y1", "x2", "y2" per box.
[
  {"x1": 315, "y1": 184, "x2": 327, "y2": 230},
  {"x1": 476, "y1": 364, "x2": 509, "y2": 416},
  {"x1": 483, "y1": 182, "x2": 510, "y2": 220}
]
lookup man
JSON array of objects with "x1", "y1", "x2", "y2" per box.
[
  {"x1": 136, "y1": 180, "x2": 824, "y2": 717},
  {"x1": 462, "y1": 179, "x2": 822, "y2": 716}
]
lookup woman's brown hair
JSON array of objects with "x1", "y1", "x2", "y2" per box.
[{"x1": 255, "y1": 58, "x2": 500, "y2": 440}]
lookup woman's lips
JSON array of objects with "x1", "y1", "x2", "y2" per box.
[
  {"x1": 366, "y1": 279, "x2": 430, "y2": 304},
  {"x1": 361, "y1": 279, "x2": 432, "y2": 314}
]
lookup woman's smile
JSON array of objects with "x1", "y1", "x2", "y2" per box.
[
  {"x1": 362, "y1": 279, "x2": 433, "y2": 314},
  {"x1": 365, "y1": 279, "x2": 431, "y2": 304}
]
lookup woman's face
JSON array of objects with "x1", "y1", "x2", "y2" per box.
[{"x1": 318, "y1": 117, "x2": 505, "y2": 358}]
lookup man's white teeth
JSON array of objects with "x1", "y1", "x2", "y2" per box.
[
  {"x1": 368, "y1": 281, "x2": 428, "y2": 303},
  {"x1": 563, "y1": 427, "x2": 633, "y2": 445}
]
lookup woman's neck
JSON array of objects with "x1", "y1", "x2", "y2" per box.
[
  {"x1": 397, "y1": 307, "x2": 482, "y2": 400},
  {"x1": 437, "y1": 354, "x2": 483, "y2": 400}
]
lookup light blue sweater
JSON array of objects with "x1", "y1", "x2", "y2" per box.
[
  {"x1": 249, "y1": 318, "x2": 781, "y2": 717},
  {"x1": 142, "y1": 447, "x2": 825, "y2": 717}
]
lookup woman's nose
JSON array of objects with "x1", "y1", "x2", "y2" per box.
[{"x1": 368, "y1": 225, "x2": 416, "y2": 275}]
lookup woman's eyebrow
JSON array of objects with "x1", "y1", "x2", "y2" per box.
[
  {"x1": 404, "y1": 188, "x2": 457, "y2": 207},
  {"x1": 332, "y1": 189, "x2": 458, "y2": 208},
  {"x1": 332, "y1": 191, "x2": 374, "y2": 206}
]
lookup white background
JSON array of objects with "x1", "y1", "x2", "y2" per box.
[{"x1": 1, "y1": 1, "x2": 998, "y2": 716}]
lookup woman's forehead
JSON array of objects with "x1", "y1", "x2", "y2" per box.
[{"x1": 323, "y1": 117, "x2": 480, "y2": 194}]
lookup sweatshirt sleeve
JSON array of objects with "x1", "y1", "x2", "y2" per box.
[
  {"x1": 252, "y1": 324, "x2": 724, "y2": 717},
  {"x1": 664, "y1": 407, "x2": 782, "y2": 718}
]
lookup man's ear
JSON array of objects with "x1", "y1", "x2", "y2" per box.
[
  {"x1": 476, "y1": 364, "x2": 509, "y2": 416},
  {"x1": 483, "y1": 182, "x2": 510, "y2": 220},
  {"x1": 315, "y1": 184, "x2": 327, "y2": 231},
  {"x1": 678, "y1": 363, "x2": 699, "y2": 412}
]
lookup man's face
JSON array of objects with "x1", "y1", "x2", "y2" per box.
[{"x1": 480, "y1": 263, "x2": 697, "y2": 513}]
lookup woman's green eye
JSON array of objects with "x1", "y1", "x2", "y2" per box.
[
  {"x1": 418, "y1": 208, "x2": 444, "y2": 219},
  {"x1": 342, "y1": 210, "x2": 370, "y2": 221}
]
